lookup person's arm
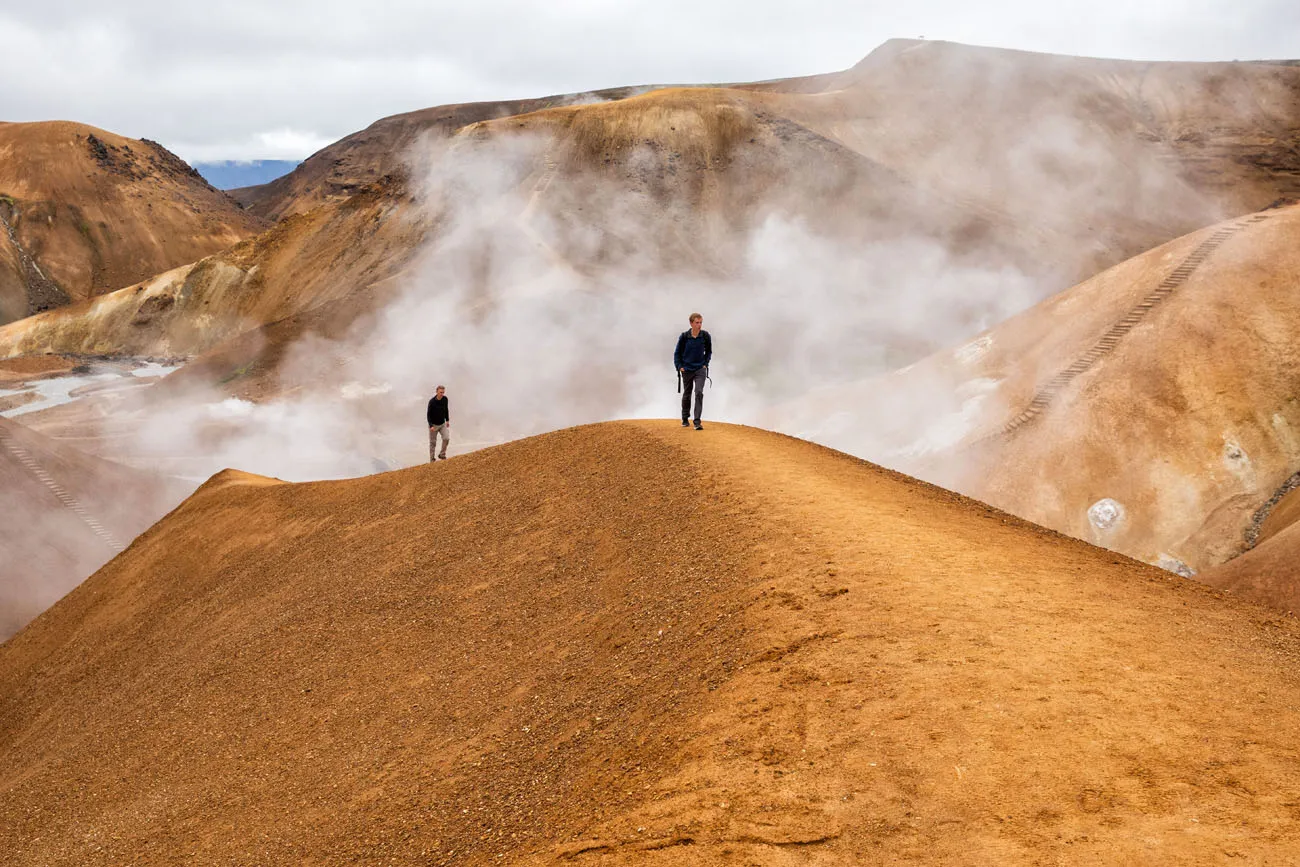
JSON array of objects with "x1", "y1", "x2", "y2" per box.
[
  {"x1": 445, "y1": 399, "x2": 449, "y2": 425},
  {"x1": 427, "y1": 398, "x2": 435, "y2": 428},
  {"x1": 703, "y1": 331, "x2": 712, "y2": 366},
  {"x1": 674, "y1": 332, "x2": 685, "y2": 371}
]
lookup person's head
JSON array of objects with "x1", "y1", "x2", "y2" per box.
[
  {"x1": 689, "y1": 313, "x2": 702, "y2": 334},
  {"x1": 435, "y1": 385, "x2": 445, "y2": 398}
]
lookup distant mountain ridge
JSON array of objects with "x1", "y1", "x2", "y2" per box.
[{"x1": 193, "y1": 160, "x2": 301, "y2": 191}]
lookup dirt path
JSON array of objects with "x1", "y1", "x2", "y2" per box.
[{"x1": 552, "y1": 423, "x2": 1300, "y2": 864}]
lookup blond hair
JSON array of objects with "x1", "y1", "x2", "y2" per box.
[{"x1": 689, "y1": 312, "x2": 702, "y2": 323}]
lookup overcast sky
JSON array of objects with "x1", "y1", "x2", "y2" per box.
[{"x1": 3, "y1": 0, "x2": 1297, "y2": 163}]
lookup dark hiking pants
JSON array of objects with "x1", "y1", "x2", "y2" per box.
[{"x1": 681, "y1": 367, "x2": 706, "y2": 422}]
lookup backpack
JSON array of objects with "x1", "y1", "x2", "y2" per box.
[{"x1": 680, "y1": 329, "x2": 712, "y2": 358}]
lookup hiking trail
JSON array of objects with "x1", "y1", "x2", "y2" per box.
[
  {"x1": 0, "y1": 423, "x2": 125, "y2": 553},
  {"x1": 990, "y1": 213, "x2": 1272, "y2": 440}
]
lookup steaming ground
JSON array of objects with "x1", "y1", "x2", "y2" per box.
[
  {"x1": 9, "y1": 40, "x2": 1300, "y2": 859},
  {"x1": 15, "y1": 130, "x2": 1046, "y2": 483},
  {"x1": 0, "y1": 413, "x2": 188, "y2": 639},
  {"x1": 773, "y1": 202, "x2": 1300, "y2": 613},
  {"x1": 10, "y1": 39, "x2": 1300, "y2": 633},
  {"x1": 22, "y1": 234, "x2": 1037, "y2": 481}
]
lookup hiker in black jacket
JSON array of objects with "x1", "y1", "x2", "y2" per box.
[
  {"x1": 674, "y1": 313, "x2": 712, "y2": 430},
  {"x1": 427, "y1": 385, "x2": 450, "y2": 461}
]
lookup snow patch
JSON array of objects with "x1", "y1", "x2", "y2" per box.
[
  {"x1": 0, "y1": 372, "x2": 119, "y2": 417},
  {"x1": 0, "y1": 359, "x2": 185, "y2": 417}
]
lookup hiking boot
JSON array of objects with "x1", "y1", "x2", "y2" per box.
[
  {"x1": 681, "y1": 419, "x2": 690, "y2": 427},
  {"x1": 693, "y1": 421, "x2": 703, "y2": 430}
]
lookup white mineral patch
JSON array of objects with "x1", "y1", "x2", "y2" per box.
[
  {"x1": 130, "y1": 361, "x2": 183, "y2": 379},
  {"x1": 953, "y1": 335, "x2": 993, "y2": 365},
  {"x1": 1154, "y1": 554, "x2": 1196, "y2": 578},
  {"x1": 1087, "y1": 498, "x2": 1124, "y2": 531},
  {"x1": 0, "y1": 372, "x2": 119, "y2": 417},
  {"x1": 0, "y1": 359, "x2": 185, "y2": 418},
  {"x1": 1221, "y1": 438, "x2": 1255, "y2": 486}
]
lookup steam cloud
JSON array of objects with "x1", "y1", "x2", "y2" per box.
[{"x1": 117, "y1": 129, "x2": 1050, "y2": 482}]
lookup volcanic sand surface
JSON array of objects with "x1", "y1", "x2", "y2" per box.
[{"x1": 3, "y1": 422, "x2": 1300, "y2": 864}]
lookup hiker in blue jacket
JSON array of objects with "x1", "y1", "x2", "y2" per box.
[{"x1": 674, "y1": 313, "x2": 712, "y2": 430}]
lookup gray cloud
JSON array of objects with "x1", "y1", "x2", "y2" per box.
[{"x1": 2, "y1": 1, "x2": 1298, "y2": 161}]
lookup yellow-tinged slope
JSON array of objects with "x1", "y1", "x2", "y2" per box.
[{"x1": 801, "y1": 203, "x2": 1300, "y2": 584}]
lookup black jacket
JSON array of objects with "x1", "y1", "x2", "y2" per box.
[{"x1": 427, "y1": 396, "x2": 449, "y2": 426}]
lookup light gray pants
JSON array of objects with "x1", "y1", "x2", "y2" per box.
[{"x1": 429, "y1": 423, "x2": 450, "y2": 460}]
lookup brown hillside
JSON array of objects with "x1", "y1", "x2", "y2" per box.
[
  {"x1": 1255, "y1": 480, "x2": 1300, "y2": 546},
  {"x1": 804, "y1": 203, "x2": 1300, "y2": 586},
  {"x1": 455, "y1": 85, "x2": 1001, "y2": 276},
  {"x1": 0, "y1": 414, "x2": 187, "y2": 641},
  {"x1": 0, "y1": 84, "x2": 1000, "y2": 382},
  {"x1": 242, "y1": 39, "x2": 1300, "y2": 290},
  {"x1": 233, "y1": 87, "x2": 664, "y2": 221},
  {"x1": 4, "y1": 422, "x2": 1300, "y2": 865},
  {"x1": 1201, "y1": 522, "x2": 1300, "y2": 614},
  {"x1": 0, "y1": 122, "x2": 268, "y2": 325},
  {"x1": 770, "y1": 40, "x2": 1300, "y2": 216},
  {"x1": 1200, "y1": 475, "x2": 1300, "y2": 611},
  {"x1": 232, "y1": 58, "x2": 876, "y2": 222},
  {"x1": 741, "y1": 40, "x2": 1300, "y2": 289},
  {"x1": 0, "y1": 176, "x2": 421, "y2": 361}
]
